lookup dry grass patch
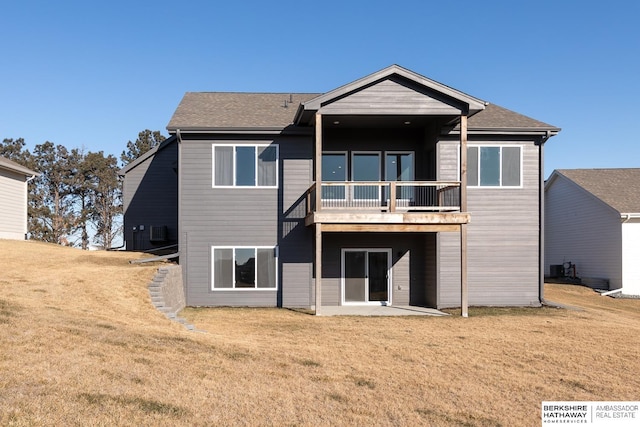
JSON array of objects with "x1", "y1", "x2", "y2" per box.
[{"x1": 1, "y1": 240, "x2": 639, "y2": 426}]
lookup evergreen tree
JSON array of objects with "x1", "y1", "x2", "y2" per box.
[
  {"x1": 29, "y1": 142, "x2": 78, "y2": 245},
  {"x1": 120, "y1": 129, "x2": 166, "y2": 166},
  {"x1": 84, "y1": 151, "x2": 122, "y2": 249}
]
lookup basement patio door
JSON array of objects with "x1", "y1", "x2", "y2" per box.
[{"x1": 342, "y1": 249, "x2": 391, "y2": 305}]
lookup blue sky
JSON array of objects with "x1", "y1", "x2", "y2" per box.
[{"x1": 1, "y1": 1, "x2": 638, "y2": 177}]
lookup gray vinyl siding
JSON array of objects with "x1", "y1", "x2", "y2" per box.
[
  {"x1": 279, "y1": 139, "x2": 314, "y2": 307},
  {"x1": 437, "y1": 139, "x2": 541, "y2": 308},
  {"x1": 0, "y1": 168, "x2": 28, "y2": 240},
  {"x1": 320, "y1": 78, "x2": 462, "y2": 116},
  {"x1": 423, "y1": 233, "x2": 437, "y2": 306},
  {"x1": 181, "y1": 134, "x2": 314, "y2": 307},
  {"x1": 545, "y1": 175, "x2": 622, "y2": 289},
  {"x1": 321, "y1": 233, "x2": 433, "y2": 306},
  {"x1": 122, "y1": 140, "x2": 178, "y2": 252}
]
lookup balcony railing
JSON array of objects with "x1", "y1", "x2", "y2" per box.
[{"x1": 305, "y1": 181, "x2": 461, "y2": 216}]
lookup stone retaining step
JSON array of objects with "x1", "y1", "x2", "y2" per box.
[{"x1": 148, "y1": 264, "x2": 197, "y2": 331}]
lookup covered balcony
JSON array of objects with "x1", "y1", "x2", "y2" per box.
[
  {"x1": 304, "y1": 180, "x2": 470, "y2": 232},
  {"x1": 291, "y1": 65, "x2": 486, "y2": 316}
]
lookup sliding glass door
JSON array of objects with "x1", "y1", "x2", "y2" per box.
[{"x1": 342, "y1": 249, "x2": 391, "y2": 305}]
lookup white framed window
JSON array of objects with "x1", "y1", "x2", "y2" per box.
[
  {"x1": 466, "y1": 145, "x2": 522, "y2": 187},
  {"x1": 211, "y1": 246, "x2": 278, "y2": 290},
  {"x1": 212, "y1": 143, "x2": 278, "y2": 188}
]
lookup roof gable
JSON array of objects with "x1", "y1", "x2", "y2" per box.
[
  {"x1": 295, "y1": 65, "x2": 486, "y2": 124},
  {"x1": 316, "y1": 77, "x2": 465, "y2": 116},
  {"x1": 301, "y1": 65, "x2": 486, "y2": 112},
  {"x1": 548, "y1": 169, "x2": 640, "y2": 214}
]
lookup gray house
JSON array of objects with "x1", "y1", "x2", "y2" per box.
[
  {"x1": 121, "y1": 136, "x2": 178, "y2": 253},
  {"x1": 0, "y1": 156, "x2": 38, "y2": 240},
  {"x1": 123, "y1": 65, "x2": 560, "y2": 314},
  {"x1": 545, "y1": 169, "x2": 640, "y2": 295}
]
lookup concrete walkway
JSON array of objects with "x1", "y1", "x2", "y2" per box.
[{"x1": 318, "y1": 305, "x2": 449, "y2": 316}]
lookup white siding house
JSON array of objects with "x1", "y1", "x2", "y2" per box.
[
  {"x1": 0, "y1": 157, "x2": 38, "y2": 240},
  {"x1": 545, "y1": 169, "x2": 640, "y2": 295}
]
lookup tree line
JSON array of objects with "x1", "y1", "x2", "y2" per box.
[{"x1": 1, "y1": 130, "x2": 166, "y2": 249}]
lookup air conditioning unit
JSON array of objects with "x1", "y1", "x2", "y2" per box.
[{"x1": 149, "y1": 225, "x2": 167, "y2": 242}]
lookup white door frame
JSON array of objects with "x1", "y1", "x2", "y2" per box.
[{"x1": 341, "y1": 248, "x2": 392, "y2": 306}]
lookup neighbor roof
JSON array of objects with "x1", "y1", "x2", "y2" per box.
[
  {"x1": 0, "y1": 156, "x2": 38, "y2": 177},
  {"x1": 553, "y1": 169, "x2": 640, "y2": 214}
]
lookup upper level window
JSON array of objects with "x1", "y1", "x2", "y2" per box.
[
  {"x1": 213, "y1": 144, "x2": 278, "y2": 187},
  {"x1": 467, "y1": 146, "x2": 521, "y2": 187}
]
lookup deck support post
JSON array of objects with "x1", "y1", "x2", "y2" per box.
[
  {"x1": 315, "y1": 113, "x2": 322, "y2": 212},
  {"x1": 314, "y1": 112, "x2": 323, "y2": 315},
  {"x1": 460, "y1": 223, "x2": 468, "y2": 317},
  {"x1": 460, "y1": 114, "x2": 468, "y2": 317},
  {"x1": 315, "y1": 223, "x2": 322, "y2": 315}
]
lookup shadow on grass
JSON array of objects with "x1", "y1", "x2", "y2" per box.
[
  {"x1": 441, "y1": 305, "x2": 563, "y2": 317},
  {"x1": 416, "y1": 407, "x2": 503, "y2": 427},
  {"x1": 0, "y1": 298, "x2": 22, "y2": 324},
  {"x1": 77, "y1": 393, "x2": 189, "y2": 418}
]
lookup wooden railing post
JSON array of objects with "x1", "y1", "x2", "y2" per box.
[{"x1": 389, "y1": 182, "x2": 396, "y2": 212}]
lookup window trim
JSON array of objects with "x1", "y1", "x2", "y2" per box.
[
  {"x1": 461, "y1": 144, "x2": 523, "y2": 189},
  {"x1": 212, "y1": 143, "x2": 279, "y2": 188},
  {"x1": 211, "y1": 246, "x2": 279, "y2": 291}
]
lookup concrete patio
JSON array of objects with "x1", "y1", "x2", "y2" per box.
[{"x1": 317, "y1": 305, "x2": 449, "y2": 317}]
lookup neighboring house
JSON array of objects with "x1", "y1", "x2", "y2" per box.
[
  {"x1": 122, "y1": 65, "x2": 560, "y2": 314},
  {"x1": 545, "y1": 169, "x2": 640, "y2": 295},
  {"x1": 0, "y1": 156, "x2": 38, "y2": 240}
]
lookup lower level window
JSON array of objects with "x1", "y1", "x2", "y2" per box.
[{"x1": 212, "y1": 247, "x2": 277, "y2": 290}]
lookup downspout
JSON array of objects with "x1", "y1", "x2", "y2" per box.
[
  {"x1": 176, "y1": 129, "x2": 186, "y2": 302},
  {"x1": 538, "y1": 131, "x2": 551, "y2": 305}
]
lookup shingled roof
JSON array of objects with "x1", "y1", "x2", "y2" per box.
[
  {"x1": 167, "y1": 93, "x2": 320, "y2": 130},
  {"x1": 552, "y1": 169, "x2": 640, "y2": 214},
  {"x1": 466, "y1": 104, "x2": 559, "y2": 131},
  {"x1": 167, "y1": 92, "x2": 558, "y2": 133},
  {"x1": 167, "y1": 65, "x2": 559, "y2": 133}
]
